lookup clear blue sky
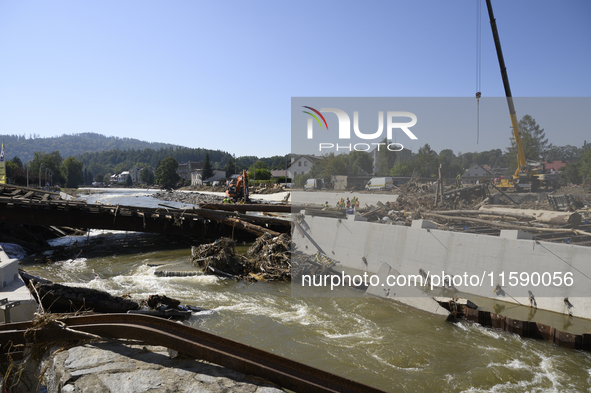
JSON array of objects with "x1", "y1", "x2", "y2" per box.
[{"x1": 1, "y1": 1, "x2": 589, "y2": 158}]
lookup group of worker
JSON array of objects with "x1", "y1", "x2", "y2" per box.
[{"x1": 322, "y1": 196, "x2": 360, "y2": 210}]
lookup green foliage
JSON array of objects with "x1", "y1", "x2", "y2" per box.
[
  {"x1": 224, "y1": 156, "x2": 235, "y2": 178},
  {"x1": 155, "y1": 157, "x2": 180, "y2": 189},
  {"x1": 61, "y1": 156, "x2": 84, "y2": 188},
  {"x1": 294, "y1": 173, "x2": 309, "y2": 188},
  {"x1": 0, "y1": 133, "x2": 177, "y2": 163},
  {"x1": 202, "y1": 153, "x2": 214, "y2": 181},
  {"x1": 11, "y1": 156, "x2": 23, "y2": 168},
  {"x1": 95, "y1": 174, "x2": 104, "y2": 183},
  {"x1": 126, "y1": 174, "x2": 133, "y2": 186},
  {"x1": 545, "y1": 145, "x2": 583, "y2": 162},
  {"x1": 506, "y1": 115, "x2": 551, "y2": 167},
  {"x1": 5, "y1": 161, "x2": 20, "y2": 183},
  {"x1": 580, "y1": 149, "x2": 591, "y2": 184},
  {"x1": 375, "y1": 138, "x2": 397, "y2": 175},
  {"x1": 140, "y1": 167, "x2": 155, "y2": 185},
  {"x1": 348, "y1": 151, "x2": 373, "y2": 175},
  {"x1": 252, "y1": 168, "x2": 271, "y2": 180},
  {"x1": 561, "y1": 162, "x2": 582, "y2": 184},
  {"x1": 29, "y1": 151, "x2": 64, "y2": 185},
  {"x1": 307, "y1": 153, "x2": 348, "y2": 183}
]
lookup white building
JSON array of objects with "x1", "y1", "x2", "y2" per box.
[
  {"x1": 190, "y1": 169, "x2": 226, "y2": 186},
  {"x1": 287, "y1": 155, "x2": 322, "y2": 179}
]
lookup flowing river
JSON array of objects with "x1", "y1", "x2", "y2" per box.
[{"x1": 19, "y1": 189, "x2": 591, "y2": 392}]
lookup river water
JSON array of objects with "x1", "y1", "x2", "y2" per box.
[{"x1": 20, "y1": 189, "x2": 591, "y2": 392}]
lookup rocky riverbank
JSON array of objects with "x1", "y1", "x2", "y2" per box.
[{"x1": 41, "y1": 342, "x2": 285, "y2": 393}]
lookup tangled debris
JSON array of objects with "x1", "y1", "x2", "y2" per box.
[
  {"x1": 190, "y1": 238, "x2": 248, "y2": 277},
  {"x1": 188, "y1": 232, "x2": 336, "y2": 282}
]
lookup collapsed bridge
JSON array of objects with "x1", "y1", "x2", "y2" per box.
[{"x1": 0, "y1": 185, "x2": 292, "y2": 239}]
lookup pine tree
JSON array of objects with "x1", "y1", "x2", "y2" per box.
[{"x1": 202, "y1": 153, "x2": 214, "y2": 181}]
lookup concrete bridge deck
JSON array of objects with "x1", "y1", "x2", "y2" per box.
[{"x1": 0, "y1": 186, "x2": 290, "y2": 239}]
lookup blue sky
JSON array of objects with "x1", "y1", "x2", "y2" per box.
[{"x1": 0, "y1": 1, "x2": 589, "y2": 158}]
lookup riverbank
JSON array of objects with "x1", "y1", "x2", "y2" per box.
[{"x1": 41, "y1": 342, "x2": 285, "y2": 393}]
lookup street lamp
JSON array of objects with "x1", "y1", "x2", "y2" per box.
[{"x1": 39, "y1": 164, "x2": 45, "y2": 188}]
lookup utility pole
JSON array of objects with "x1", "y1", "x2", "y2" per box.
[{"x1": 39, "y1": 164, "x2": 44, "y2": 188}]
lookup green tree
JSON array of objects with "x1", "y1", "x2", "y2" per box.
[
  {"x1": 347, "y1": 151, "x2": 373, "y2": 175},
  {"x1": 95, "y1": 174, "x2": 104, "y2": 183},
  {"x1": 29, "y1": 151, "x2": 64, "y2": 186},
  {"x1": 5, "y1": 161, "x2": 20, "y2": 183},
  {"x1": 506, "y1": 115, "x2": 551, "y2": 169},
  {"x1": 155, "y1": 157, "x2": 180, "y2": 189},
  {"x1": 544, "y1": 145, "x2": 583, "y2": 162},
  {"x1": 202, "y1": 153, "x2": 214, "y2": 181},
  {"x1": 224, "y1": 156, "x2": 235, "y2": 178},
  {"x1": 61, "y1": 156, "x2": 84, "y2": 188},
  {"x1": 11, "y1": 156, "x2": 23, "y2": 168},
  {"x1": 307, "y1": 153, "x2": 348, "y2": 183},
  {"x1": 140, "y1": 167, "x2": 154, "y2": 185},
  {"x1": 375, "y1": 138, "x2": 397, "y2": 175},
  {"x1": 414, "y1": 144, "x2": 439, "y2": 177},
  {"x1": 126, "y1": 174, "x2": 133, "y2": 186},
  {"x1": 561, "y1": 162, "x2": 582, "y2": 184},
  {"x1": 580, "y1": 149, "x2": 591, "y2": 186}
]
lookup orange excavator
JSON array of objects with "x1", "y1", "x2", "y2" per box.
[{"x1": 226, "y1": 169, "x2": 250, "y2": 202}]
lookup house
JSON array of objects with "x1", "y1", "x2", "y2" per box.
[
  {"x1": 190, "y1": 169, "x2": 225, "y2": 186},
  {"x1": 270, "y1": 170, "x2": 288, "y2": 179},
  {"x1": 462, "y1": 164, "x2": 492, "y2": 184},
  {"x1": 543, "y1": 161, "x2": 568, "y2": 173},
  {"x1": 177, "y1": 161, "x2": 202, "y2": 183},
  {"x1": 128, "y1": 167, "x2": 145, "y2": 184},
  {"x1": 287, "y1": 155, "x2": 322, "y2": 179},
  {"x1": 109, "y1": 172, "x2": 130, "y2": 183}
]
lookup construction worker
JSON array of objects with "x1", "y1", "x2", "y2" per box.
[
  {"x1": 455, "y1": 173, "x2": 463, "y2": 189},
  {"x1": 346, "y1": 197, "x2": 351, "y2": 209}
]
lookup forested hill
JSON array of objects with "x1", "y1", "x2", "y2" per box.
[
  {"x1": 78, "y1": 147, "x2": 232, "y2": 179},
  {"x1": 0, "y1": 133, "x2": 177, "y2": 163}
]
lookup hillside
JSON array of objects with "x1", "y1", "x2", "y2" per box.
[{"x1": 0, "y1": 133, "x2": 177, "y2": 163}]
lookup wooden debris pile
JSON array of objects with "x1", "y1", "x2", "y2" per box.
[
  {"x1": 245, "y1": 233, "x2": 292, "y2": 281},
  {"x1": 189, "y1": 234, "x2": 293, "y2": 281},
  {"x1": 290, "y1": 252, "x2": 339, "y2": 279},
  {"x1": 189, "y1": 238, "x2": 248, "y2": 277}
]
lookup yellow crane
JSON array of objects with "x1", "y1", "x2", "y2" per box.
[{"x1": 485, "y1": 0, "x2": 559, "y2": 192}]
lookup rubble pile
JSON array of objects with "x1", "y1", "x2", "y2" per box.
[
  {"x1": 251, "y1": 183, "x2": 287, "y2": 195},
  {"x1": 189, "y1": 238, "x2": 248, "y2": 277},
  {"x1": 152, "y1": 191, "x2": 224, "y2": 206},
  {"x1": 187, "y1": 233, "x2": 336, "y2": 282},
  {"x1": 245, "y1": 233, "x2": 292, "y2": 281}
]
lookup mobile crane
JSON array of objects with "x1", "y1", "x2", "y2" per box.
[{"x1": 485, "y1": 0, "x2": 559, "y2": 191}]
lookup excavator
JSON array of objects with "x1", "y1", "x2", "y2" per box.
[
  {"x1": 226, "y1": 169, "x2": 250, "y2": 202},
  {"x1": 485, "y1": 0, "x2": 559, "y2": 192}
]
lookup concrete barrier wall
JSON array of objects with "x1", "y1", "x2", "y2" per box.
[{"x1": 294, "y1": 214, "x2": 591, "y2": 319}]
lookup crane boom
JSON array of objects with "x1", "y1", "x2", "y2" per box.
[{"x1": 485, "y1": 0, "x2": 527, "y2": 176}]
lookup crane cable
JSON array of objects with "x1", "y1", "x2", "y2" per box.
[{"x1": 476, "y1": 0, "x2": 482, "y2": 144}]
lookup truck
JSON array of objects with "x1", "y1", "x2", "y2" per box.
[
  {"x1": 304, "y1": 178, "x2": 324, "y2": 191},
  {"x1": 365, "y1": 177, "x2": 394, "y2": 191},
  {"x1": 485, "y1": 0, "x2": 559, "y2": 192}
]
